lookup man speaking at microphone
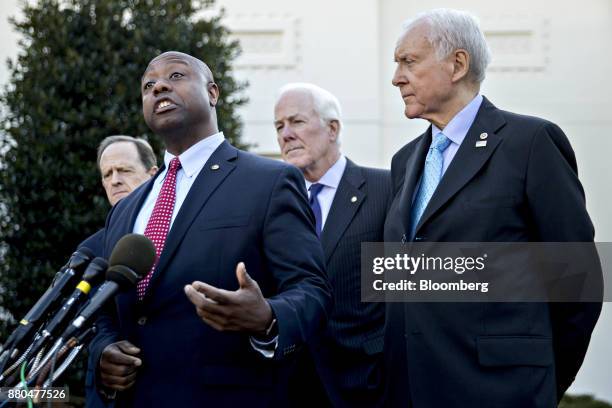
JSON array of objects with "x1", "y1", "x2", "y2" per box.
[{"x1": 87, "y1": 51, "x2": 331, "y2": 407}]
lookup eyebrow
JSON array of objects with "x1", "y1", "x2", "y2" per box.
[
  {"x1": 102, "y1": 163, "x2": 134, "y2": 172},
  {"x1": 275, "y1": 113, "x2": 305, "y2": 124},
  {"x1": 395, "y1": 52, "x2": 417, "y2": 60}
]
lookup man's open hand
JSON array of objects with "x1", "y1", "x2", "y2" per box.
[{"x1": 184, "y1": 262, "x2": 273, "y2": 334}]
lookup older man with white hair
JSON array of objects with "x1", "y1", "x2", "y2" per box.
[
  {"x1": 384, "y1": 8, "x2": 600, "y2": 407},
  {"x1": 274, "y1": 83, "x2": 391, "y2": 407}
]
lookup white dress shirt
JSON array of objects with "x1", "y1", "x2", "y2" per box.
[
  {"x1": 430, "y1": 94, "x2": 483, "y2": 175},
  {"x1": 411, "y1": 95, "x2": 484, "y2": 205},
  {"x1": 133, "y1": 132, "x2": 225, "y2": 234}
]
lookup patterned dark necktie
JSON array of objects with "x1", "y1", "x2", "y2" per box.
[
  {"x1": 309, "y1": 183, "x2": 324, "y2": 237},
  {"x1": 137, "y1": 157, "x2": 182, "y2": 300}
]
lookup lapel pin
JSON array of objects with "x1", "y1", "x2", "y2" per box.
[
  {"x1": 480, "y1": 132, "x2": 488, "y2": 140},
  {"x1": 210, "y1": 164, "x2": 220, "y2": 170},
  {"x1": 351, "y1": 196, "x2": 358, "y2": 203},
  {"x1": 475, "y1": 140, "x2": 487, "y2": 148}
]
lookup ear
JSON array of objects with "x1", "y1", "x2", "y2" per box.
[
  {"x1": 451, "y1": 49, "x2": 470, "y2": 83},
  {"x1": 148, "y1": 166, "x2": 159, "y2": 177},
  {"x1": 328, "y1": 119, "x2": 340, "y2": 143},
  {"x1": 208, "y1": 82, "x2": 220, "y2": 107}
]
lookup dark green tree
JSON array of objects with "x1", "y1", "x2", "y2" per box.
[
  {"x1": 0, "y1": 0, "x2": 246, "y2": 402},
  {"x1": 560, "y1": 394, "x2": 612, "y2": 408}
]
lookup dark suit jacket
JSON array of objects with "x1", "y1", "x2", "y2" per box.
[
  {"x1": 383, "y1": 97, "x2": 602, "y2": 407},
  {"x1": 290, "y1": 159, "x2": 391, "y2": 408},
  {"x1": 87, "y1": 141, "x2": 331, "y2": 407}
]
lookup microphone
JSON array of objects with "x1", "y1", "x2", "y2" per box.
[
  {"x1": 0, "y1": 247, "x2": 95, "y2": 377},
  {"x1": 20, "y1": 247, "x2": 96, "y2": 328},
  {"x1": 59, "y1": 234, "x2": 155, "y2": 342},
  {"x1": 22, "y1": 258, "x2": 108, "y2": 365},
  {"x1": 39, "y1": 258, "x2": 108, "y2": 338},
  {"x1": 26, "y1": 234, "x2": 155, "y2": 384}
]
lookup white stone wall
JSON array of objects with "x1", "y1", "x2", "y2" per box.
[{"x1": 211, "y1": 0, "x2": 383, "y2": 166}]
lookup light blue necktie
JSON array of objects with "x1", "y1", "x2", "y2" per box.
[{"x1": 409, "y1": 132, "x2": 452, "y2": 240}]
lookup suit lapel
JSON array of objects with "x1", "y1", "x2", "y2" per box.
[
  {"x1": 144, "y1": 141, "x2": 238, "y2": 300},
  {"x1": 414, "y1": 97, "x2": 507, "y2": 234},
  {"x1": 397, "y1": 131, "x2": 431, "y2": 236},
  {"x1": 107, "y1": 173, "x2": 160, "y2": 316},
  {"x1": 104, "y1": 174, "x2": 157, "y2": 256},
  {"x1": 320, "y1": 159, "x2": 365, "y2": 264},
  {"x1": 126, "y1": 170, "x2": 161, "y2": 231}
]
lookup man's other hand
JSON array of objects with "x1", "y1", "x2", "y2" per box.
[{"x1": 99, "y1": 340, "x2": 142, "y2": 391}]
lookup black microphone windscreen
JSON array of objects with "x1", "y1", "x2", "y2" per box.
[
  {"x1": 82, "y1": 257, "x2": 108, "y2": 283},
  {"x1": 76, "y1": 246, "x2": 96, "y2": 260},
  {"x1": 108, "y1": 234, "x2": 156, "y2": 278},
  {"x1": 66, "y1": 246, "x2": 96, "y2": 271}
]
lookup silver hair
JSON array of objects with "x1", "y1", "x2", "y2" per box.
[
  {"x1": 276, "y1": 82, "x2": 343, "y2": 140},
  {"x1": 402, "y1": 8, "x2": 491, "y2": 83}
]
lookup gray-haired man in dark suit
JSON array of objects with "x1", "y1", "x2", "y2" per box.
[{"x1": 274, "y1": 83, "x2": 391, "y2": 408}]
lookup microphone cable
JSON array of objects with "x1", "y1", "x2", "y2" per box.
[{"x1": 20, "y1": 362, "x2": 33, "y2": 408}]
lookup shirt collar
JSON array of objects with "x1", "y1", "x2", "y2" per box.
[
  {"x1": 162, "y1": 132, "x2": 225, "y2": 178},
  {"x1": 305, "y1": 155, "x2": 347, "y2": 191},
  {"x1": 431, "y1": 94, "x2": 483, "y2": 146}
]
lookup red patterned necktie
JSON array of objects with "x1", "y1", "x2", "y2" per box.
[{"x1": 137, "y1": 157, "x2": 182, "y2": 300}]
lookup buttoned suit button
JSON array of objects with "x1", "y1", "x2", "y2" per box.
[{"x1": 137, "y1": 316, "x2": 147, "y2": 326}]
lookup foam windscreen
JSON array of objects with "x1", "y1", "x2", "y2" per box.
[{"x1": 108, "y1": 234, "x2": 156, "y2": 279}]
